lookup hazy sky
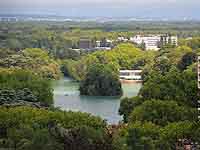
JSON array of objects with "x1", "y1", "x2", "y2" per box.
[{"x1": 0, "y1": 0, "x2": 200, "y2": 19}]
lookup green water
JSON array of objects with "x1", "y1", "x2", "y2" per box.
[{"x1": 52, "y1": 77, "x2": 142, "y2": 124}]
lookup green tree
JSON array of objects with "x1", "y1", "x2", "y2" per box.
[
  {"x1": 0, "y1": 106, "x2": 113, "y2": 150},
  {"x1": 177, "y1": 52, "x2": 197, "y2": 71},
  {"x1": 119, "y1": 96, "x2": 143, "y2": 123},
  {"x1": 158, "y1": 121, "x2": 200, "y2": 149},
  {"x1": 0, "y1": 69, "x2": 53, "y2": 106},
  {"x1": 127, "y1": 122, "x2": 160, "y2": 150},
  {"x1": 139, "y1": 66, "x2": 199, "y2": 107},
  {"x1": 0, "y1": 48, "x2": 61, "y2": 79},
  {"x1": 80, "y1": 63, "x2": 122, "y2": 96},
  {"x1": 128, "y1": 100, "x2": 197, "y2": 126}
]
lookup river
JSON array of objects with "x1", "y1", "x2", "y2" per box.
[{"x1": 52, "y1": 77, "x2": 142, "y2": 124}]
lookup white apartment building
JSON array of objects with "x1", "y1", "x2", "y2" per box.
[
  {"x1": 118, "y1": 37, "x2": 129, "y2": 42},
  {"x1": 161, "y1": 35, "x2": 178, "y2": 46},
  {"x1": 130, "y1": 35, "x2": 160, "y2": 50},
  {"x1": 95, "y1": 39, "x2": 113, "y2": 50},
  {"x1": 130, "y1": 34, "x2": 178, "y2": 51},
  {"x1": 171, "y1": 36, "x2": 178, "y2": 46}
]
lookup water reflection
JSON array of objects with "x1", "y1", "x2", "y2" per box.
[{"x1": 52, "y1": 77, "x2": 142, "y2": 124}]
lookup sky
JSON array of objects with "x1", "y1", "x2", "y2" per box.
[{"x1": 0, "y1": 0, "x2": 200, "y2": 19}]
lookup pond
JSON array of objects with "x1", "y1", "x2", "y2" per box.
[{"x1": 52, "y1": 77, "x2": 142, "y2": 124}]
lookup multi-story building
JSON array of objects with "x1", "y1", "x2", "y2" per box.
[
  {"x1": 96, "y1": 41, "x2": 101, "y2": 47},
  {"x1": 79, "y1": 38, "x2": 93, "y2": 50},
  {"x1": 95, "y1": 39, "x2": 113, "y2": 50},
  {"x1": 170, "y1": 36, "x2": 178, "y2": 46},
  {"x1": 160, "y1": 35, "x2": 178, "y2": 47},
  {"x1": 130, "y1": 35, "x2": 160, "y2": 50},
  {"x1": 130, "y1": 34, "x2": 178, "y2": 51},
  {"x1": 117, "y1": 37, "x2": 129, "y2": 42}
]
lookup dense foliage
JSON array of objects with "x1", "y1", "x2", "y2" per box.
[
  {"x1": 140, "y1": 65, "x2": 199, "y2": 107},
  {"x1": 0, "y1": 69, "x2": 53, "y2": 106},
  {"x1": 1, "y1": 21, "x2": 200, "y2": 149},
  {"x1": 128, "y1": 100, "x2": 197, "y2": 126},
  {"x1": 118, "y1": 96, "x2": 143, "y2": 123},
  {"x1": 126, "y1": 121, "x2": 200, "y2": 150},
  {"x1": 62, "y1": 43, "x2": 155, "y2": 96},
  {"x1": 0, "y1": 48, "x2": 61, "y2": 79},
  {"x1": 119, "y1": 39, "x2": 200, "y2": 149},
  {"x1": 80, "y1": 63, "x2": 122, "y2": 96},
  {"x1": 0, "y1": 106, "x2": 117, "y2": 150},
  {"x1": 0, "y1": 88, "x2": 37, "y2": 104},
  {"x1": 63, "y1": 43, "x2": 155, "y2": 81}
]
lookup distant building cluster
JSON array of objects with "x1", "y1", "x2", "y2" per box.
[
  {"x1": 130, "y1": 34, "x2": 178, "y2": 51},
  {"x1": 0, "y1": 17, "x2": 18, "y2": 22},
  {"x1": 78, "y1": 38, "x2": 113, "y2": 50},
  {"x1": 117, "y1": 37, "x2": 129, "y2": 42},
  {"x1": 79, "y1": 38, "x2": 93, "y2": 50},
  {"x1": 77, "y1": 34, "x2": 178, "y2": 51},
  {"x1": 95, "y1": 39, "x2": 113, "y2": 50}
]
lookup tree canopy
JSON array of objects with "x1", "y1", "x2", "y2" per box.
[
  {"x1": 0, "y1": 106, "x2": 114, "y2": 150},
  {"x1": 0, "y1": 69, "x2": 53, "y2": 106},
  {"x1": 80, "y1": 63, "x2": 122, "y2": 96},
  {"x1": 0, "y1": 48, "x2": 61, "y2": 79}
]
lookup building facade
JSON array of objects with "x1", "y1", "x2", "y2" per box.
[
  {"x1": 79, "y1": 38, "x2": 93, "y2": 49},
  {"x1": 160, "y1": 35, "x2": 178, "y2": 47},
  {"x1": 117, "y1": 37, "x2": 129, "y2": 42},
  {"x1": 130, "y1": 34, "x2": 178, "y2": 51},
  {"x1": 95, "y1": 39, "x2": 113, "y2": 50}
]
